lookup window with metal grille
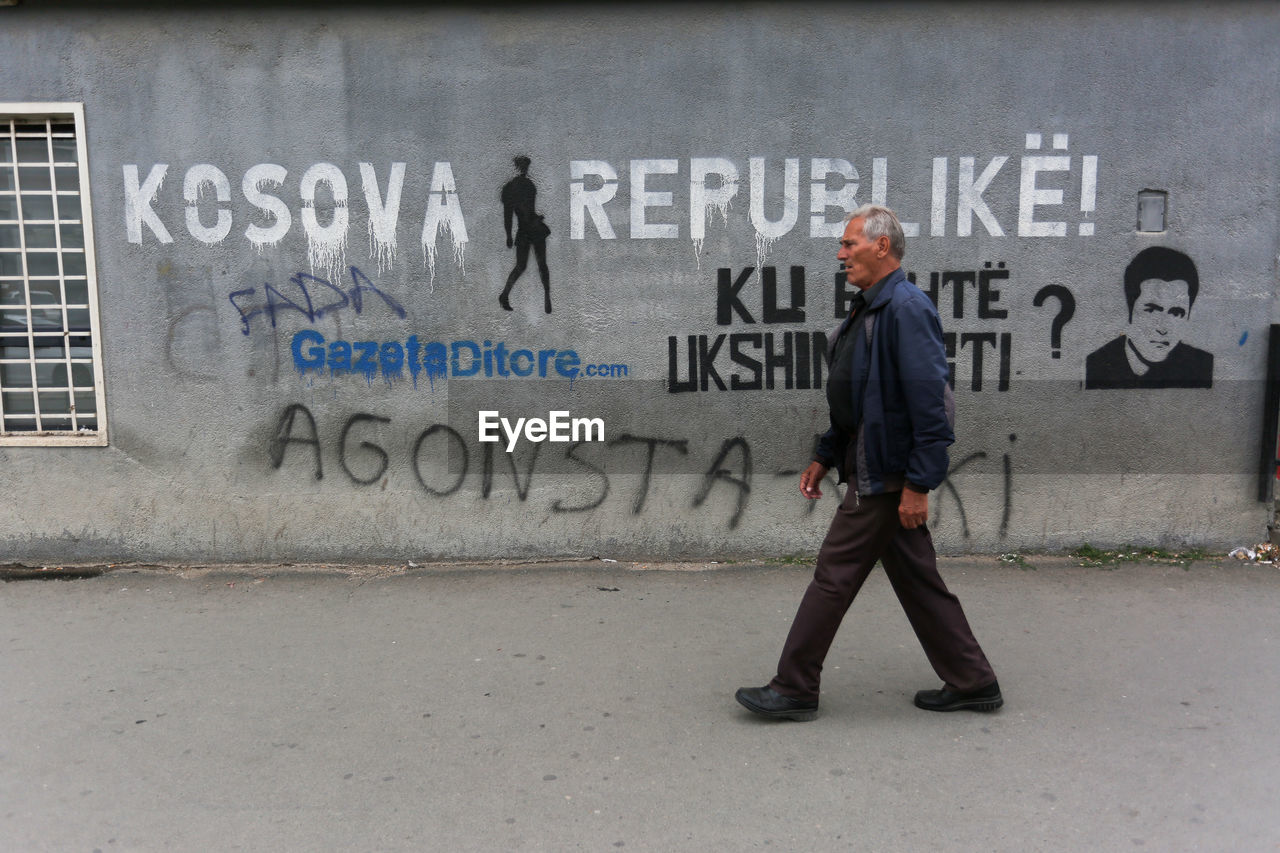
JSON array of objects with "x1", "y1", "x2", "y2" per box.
[{"x1": 0, "y1": 103, "x2": 107, "y2": 445}]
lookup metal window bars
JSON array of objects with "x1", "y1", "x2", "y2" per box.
[{"x1": 0, "y1": 104, "x2": 107, "y2": 445}]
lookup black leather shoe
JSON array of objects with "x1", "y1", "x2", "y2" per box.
[
  {"x1": 735, "y1": 686, "x2": 818, "y2": 721},
  {"x1": 914, "y1": 680, "x2": 1003, "y2": 712}
]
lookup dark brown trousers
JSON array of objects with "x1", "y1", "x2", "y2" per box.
[{"x1": 770, "y1": 489, "x2": 996, "y2": 702}]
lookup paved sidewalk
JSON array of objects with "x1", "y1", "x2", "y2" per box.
[{"x1": 3, "y1": 558, "x2": 1278, "y2": 852}]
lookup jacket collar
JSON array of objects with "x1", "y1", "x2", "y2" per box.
[
  {"x1": 864, "y1": 266, "x2": 906, "y2": 312},
  {"x1": 827, "y1": 267, "x2": 906, "y2": 362}
]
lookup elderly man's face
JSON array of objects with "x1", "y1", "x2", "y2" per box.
[
  {"x1": 1128, "y1": 278, "x2": 1192, "y2": 364},
  {"x1": 837, "y1": 217, "x2": 887, "y2": 291}
]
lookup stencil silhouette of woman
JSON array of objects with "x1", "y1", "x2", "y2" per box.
[{"x1": 499, "y1": 155, "x2": 552, "y2": 313}]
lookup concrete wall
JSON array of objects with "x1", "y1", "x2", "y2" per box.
[{"x1": 3, "y1": 2, "x2": 1277, "y2": 562}]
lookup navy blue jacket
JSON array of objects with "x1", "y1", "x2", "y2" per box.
[{"x1": 815, "y1": 267, "x2": 955, "y2": 493}]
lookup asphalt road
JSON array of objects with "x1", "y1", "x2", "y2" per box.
[{"x1": 3, "y1": 557, "x2": 1278, "y2": 852}]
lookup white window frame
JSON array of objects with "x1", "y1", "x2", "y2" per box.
[{"x1": 0, "y1": 102, "x2": 107, "y2": 446}]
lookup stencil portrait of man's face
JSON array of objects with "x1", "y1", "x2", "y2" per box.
[
  {"x1": 1085, "y1": 246, "x2": 1213, "y2": 391},
  {"x1": 1128, "y1": 277, "x2": 1192, "y2": 364}
]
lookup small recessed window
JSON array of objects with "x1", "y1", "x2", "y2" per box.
[
  {"x1": 0, "y1": 103, "x2": 107, "y2": 445},
  {"x1": 1137, "y1": 190, "x2": 1168, "y2": 233}
]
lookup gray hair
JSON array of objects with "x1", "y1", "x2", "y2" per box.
[{"x1": 845, "y1": 204, "x2": 906, "y2": 260}]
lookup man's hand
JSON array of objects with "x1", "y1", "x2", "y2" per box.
[
  {"x1": 506, "y1": 235, "x2": 514, "y2": 249},
  {"x1": 899, "y1": 488, "x2": 928, "y2": 529},
  {"x1": 800, "y1": 461, "x2": 828, "y2": 499}
]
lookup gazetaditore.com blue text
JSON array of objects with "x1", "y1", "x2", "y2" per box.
[{"x1": 291, "y1": 330, "x2": 629, "y2": 383}]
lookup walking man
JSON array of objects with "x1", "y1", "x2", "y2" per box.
[{"x1": 736, "y1": 205, "x2": 1001, "y2": 721}]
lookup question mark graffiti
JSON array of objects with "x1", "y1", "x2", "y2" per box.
[{"x1": 1032, "y1": 284, "x2": 1076, "y2": 359}]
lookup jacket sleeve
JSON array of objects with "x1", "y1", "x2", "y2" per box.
[
  {"x1": 813, "y1": 423, "x2": 845, "y2": 469},
  {"x1": 892, "y1": 294, "x2": 955, "y2": 491}
]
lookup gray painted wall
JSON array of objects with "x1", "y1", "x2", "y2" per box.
[{"x1": 3, "y1": 2, "x2": 1277, "y2": 562}]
